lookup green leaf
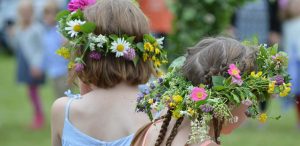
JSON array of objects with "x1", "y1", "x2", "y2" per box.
[
  {"x1": 212, "y1": 76, "x2": 225, "y2": 86},
  {"x1": 109, "y1": 34, "x2": 118, "y2": 41},
  {"x1": 80, "y1": 22, "x2": 96, "y2": 33},
  {"x1": 126, "y1": 36, "x2": 136, "y2": 43},
  {"x1": 212, "y1": 85, "x2": 225, "y2": 91},
  {"x1": 56, "y1": 10, "x2": 70, "y2": 21},
  {"x1": 133, "y1": 56, "x2": 139, "y2": 67},
  {"x1": 168, "y1": 56, "x2": 186, "y2": 70},
  {"x1": 270, "y1": 44, "x2": 278, "y2": 55},
  {"x1": 196, "y1": 99, "x2": 207, "y2": 107},
  {"x1": 230, "y1": 92, "x2": 240, "y2": 103},
  {"x1": 144, "y1": 34, "x2": 156, "y2": 43},
  {"x1": 136, "y1": 43, "x2": 144, "y2": 52}
]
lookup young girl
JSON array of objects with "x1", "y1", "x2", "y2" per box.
[
  {"x1": 42, "y1": 1, "x2": 69, "y2": 97},
  {"x1": 51, "y1": 0, "x2": 167, "y2": 146},
  {"x1": 14, "y1": 0, "x2": 45, "y2": 129},
  {"x1": 133, "y1": 37, "x2": 290, "y2": 146},
  {"x1": 281, "y1": 0, "x2": 300, "y2": 129}
]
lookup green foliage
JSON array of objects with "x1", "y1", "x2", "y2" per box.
[{"x1": 166, "y1": 0, "x2": 253, "y2": 61}]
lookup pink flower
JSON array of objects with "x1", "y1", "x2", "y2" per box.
[
  {"x1": 75, "y1": 63, "x2": 84, "y2": 72},
  {"x1": 190, "y1": 87, "x2": 208, "y2": 101},
  {"x1": 228, "y1": 64, "x2": 241, "y2": 79},
  {"x1": 68, "y1": 0, "x2": 96, "y2": 12},
  {"x1": 124, "y1": 48, "x2": 136, "y2": 60}
]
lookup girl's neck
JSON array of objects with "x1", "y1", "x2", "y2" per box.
[{"x1": 90, "y1": 82, "x2": 138, "y2": 91}]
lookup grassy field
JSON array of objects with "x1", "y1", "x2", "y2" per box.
[{"x1": 0, "y1": 55, "x2": 299, "y2": 146}]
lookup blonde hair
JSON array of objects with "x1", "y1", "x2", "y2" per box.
[
  {"x1": 43, "y1": 1, "x2": 59, "y2": 15},
  {"x1": 69, "y1": 0, "x2": 154, "y2": 88}
]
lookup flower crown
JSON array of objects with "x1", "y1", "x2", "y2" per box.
[
  {"x1": 136, "y1": 44, "x2": 291, "y2": 144},
  {"x1": 55, "y1": 0, "x2": 167, "y2": 72}
]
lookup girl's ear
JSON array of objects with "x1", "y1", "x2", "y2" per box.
[{"x1": 78, "y1": 79, "x2": 92, "y2": 95}]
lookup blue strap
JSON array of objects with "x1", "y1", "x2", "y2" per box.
[{"x1": 65, "y1": 98, "x2": 76, "y2": 121}]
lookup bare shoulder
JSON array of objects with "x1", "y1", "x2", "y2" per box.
[{"x1": 51, "y1": 97, "x2": 69, "y2": 135}]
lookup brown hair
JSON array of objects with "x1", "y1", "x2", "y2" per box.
[
  {"x1": 155, "y1": 37, "x2": 257, "y2": 145},
  {"x1": 69, "y1": 0, "x2": 155, "y2": 88}
]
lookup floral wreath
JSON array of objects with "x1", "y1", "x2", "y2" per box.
[
  {"x1": 136, "y1": 43, "x2": 291, "y2": 144},
  {"x1": 55, "y1": 0, "x2": 167, "y2": 73}
]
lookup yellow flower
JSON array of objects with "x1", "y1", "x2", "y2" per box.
[
  {"x1": 172, "y1": 110, "x2": 182, "y2": 119},
  {"x1": 279, "y1": 91, "x2": 288, "y2": 97},
  {"x1": 157, "y1": 70, "x2": 164, "y2": 77},
  {"x1": 152, "y1": 56, "x2": 156, "y2": 61},
  {"x1": 250, "y1": 71, "x2": 263, "y2": 78},
  {"x1": 169, "y1": 102, "x2": 176, "y2": 108},
  {"x1": 268, "y1": 81, "x2": 276, "y2": 93},
  {"x1": 143, "y1": 53, "x2": 148, "y2": 61},
  {"x1": 154, "y1": 60, "x2": 161, "y2": 67},
  {"x1": 148, "y1": 99, "x2": 154, "y2": 104},
  {"x1": 287, "y1": 83, "x2": 292, "y2": 87},
  {"x1": 258, "y1": 113, "x2": 268, "y2": 123},
  {"x1": 56, "y1": 47, "x2": 70, "y2": 59},
  {"x1": 280, "y1": 86, "x2": 291, "y2": 97},
  {"x1": 155, "y1": 48, "x2": 160, "y2": 54},
  {"x1": 68, "y1": 61, "x2": 75, "y2": 69},
  {"x1": 144, "y1": 42, "x2": 154, "y2": 52},
  {"x1": 163, "y1": 96, "x2": 171, "y2": 101},
  {"x1": 173, "y1": 95, "x2": 183, "y2": 103},
  {"x1": 187, "y1": 108, "x2": 195, "y2": 116}
]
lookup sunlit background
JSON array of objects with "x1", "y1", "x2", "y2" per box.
[{"x1": 0, "y1": 0, "x2": 299, "y2": 146}]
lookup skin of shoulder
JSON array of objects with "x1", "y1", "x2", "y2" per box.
[{"x1": 51, "y1": 97, "x2": 69, "y2": 146}]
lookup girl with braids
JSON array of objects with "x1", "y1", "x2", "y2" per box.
[
  {"x1": 132, "y1": 37, "x2": 275, "y2": 146},
  {"x1": 51, "y1": 0, "x2": 168, "y2": 146}
]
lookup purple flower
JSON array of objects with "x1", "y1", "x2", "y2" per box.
[
  {"x1": 124, "y1": 48, "x2": 136, "y2": 61},
  {"x1": 89, "y1": 51, "x2": 101, "y2": 60},
  {"x1": 158, "y1": 78, "x2": 163, "y2": 84},
  {"x1": 68, "y1": 0, "x2": 96, "y2": 12},
  {"x1": 137, "y1": 93, "x2": 144, "y2": 102},
  {"x1": 150, "y1": 83, "x2": 156, "y2": 89},
  {"x1": 75, "y1": 63, "x2": 84, "y2": 72},
  {"x1": 200, "y1": 104, "x2": 213, "y2": 113},
  {"x1": 274, "y1": 75, "x2": 284, "y2": 85}
]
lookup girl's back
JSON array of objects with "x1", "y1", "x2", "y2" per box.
[{"x1": 51, "y1": 0, "x2": 167, "y2": 145}]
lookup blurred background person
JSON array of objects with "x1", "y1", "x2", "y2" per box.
[
  {"x1": 12, "y1": 0, "x2": 45, "y2": 129},
  {"x1": 231, "y1": 0, "x2": 282, "y2": 114},
  {"x1": 281, "y1": 0, "x2": 300, "y2": 129},
  {"x1": 42, "y1": 1, "x2": 69, "y2": 98},
  {"x1": 139, "y1": 0, "x2": 173, "y2": 47}
]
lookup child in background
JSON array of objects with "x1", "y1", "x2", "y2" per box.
[
  {"x1": 14, "y1": 0, "x2": 45, "y2": 129},
  {"x1": 42, "y1": 1, "x2": 69, "y2": 97},
  {"x1": 281, "y1": 0, "x2": 300, "y2": 129},
  {"x1": 51, "y1": 0, "x2": 167, "y2": 146}
]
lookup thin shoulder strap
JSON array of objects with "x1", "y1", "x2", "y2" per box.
[{"x1": 65, "y1": 98, "x2": 76, "y2": 121}]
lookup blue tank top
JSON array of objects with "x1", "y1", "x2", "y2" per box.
[{"x1": 62, "y1": 97, "x2": 134, "y2": 146}]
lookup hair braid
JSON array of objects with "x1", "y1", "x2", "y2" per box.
[
  {"x1": 166, "y1": 117, "x2": 184, "y2": 146},
  {"x1": 155, "y1": 110, "x2": 172, "y2": 146}
]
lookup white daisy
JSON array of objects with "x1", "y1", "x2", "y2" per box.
[
  {"x1": 110, "y1": 38, "x2": 130, "y2": 57},
  {"x1": 65, "y1": 19, "x2": 86, "y2": 37},
  {"x1": 156, "y1": 37, "x2": 165, "y2": 48}
]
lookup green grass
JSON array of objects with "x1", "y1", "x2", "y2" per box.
[{"x1": 0, "y1": 55, "x2": 299, "y2": 146}]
